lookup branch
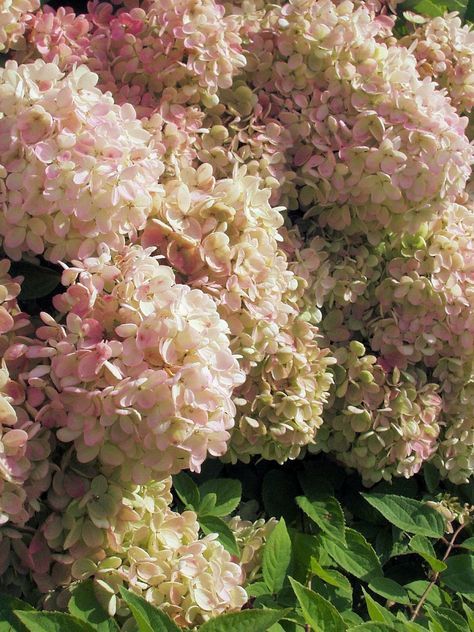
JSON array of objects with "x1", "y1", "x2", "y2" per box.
[{"x1": 410, "y1": 523, "x2": 465, "y2": 621}]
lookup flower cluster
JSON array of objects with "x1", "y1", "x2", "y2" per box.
[
  {"x1": 0, "y1": 0, "x2": 39, "y2": 52},
  {"x1": 18, "y1": 245, "x2": 244, "y2": 483},
  {"x1": 227, "y1": 515, "x2": 277, "y2": 582},
  {"x1": 202, "y1": 0, "x2": 472, "y2": 237},
  {"x1": 0, "y1": 260, "x2": 52, "y2": 528},
  {"x1": 400, "y1": 12, "x2": 474, "y2": 113},
  {"x1": 141, "y1": 163, "x2": 335, "y2": 462},
  {"x1": 369, "y1": 202, "x2": 474, "y2": 380},
  {"x1": 311, "y1": 342, "x2": 442, "y2": 485},
  {"x1": 0, "y1": 60, "x2": 163, "y2": 262},
  {"x1": 40, "y1": 461, "x2": 246, "y2": 626}
]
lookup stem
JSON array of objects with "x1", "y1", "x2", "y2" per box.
[{"x1": 410, "y1": 523, "x2": 465, "y2": 621}]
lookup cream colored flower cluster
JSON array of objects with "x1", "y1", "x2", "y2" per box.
[{"x1": 0, "y1": 60, "x2": 163, "y2": 262}]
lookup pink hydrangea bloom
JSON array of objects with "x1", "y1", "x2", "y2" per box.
[
  {"x1": 311, "y1": 342, "x2": 442, "y2": 485},
  {"x1": 41, "y1": 463, "x2": 246, "y2": 626},
  {"x1": 400, "y1": 12, "x2": 474, "y2": 113},
  {"x1": 210, "y1": 0, "x2": 472, "y2": 234},
  {"x1": 141, "y1": 164, "x2": 335, "y2": 462},
  {"x1": 0, "y1": 260, "x2": 52, "y2": 528},
  {"x1": 17, "y1": 5, "x2": 91, "y2": 67},
  {"x1": 86, "y1": 0, "x2": 246, "y2": 110},
  {"x1": 370, "y1": 202, "x2": 474, "y2": 378},
  {"x1": 0, "y1": 0, "x2": 39, "y2": 52},
  {"x1": 21, "y1": 245, "x2": 244, "y2": 482},
  {"x1": 0, "y1": 60, "x2": 164, "y2": 262}
]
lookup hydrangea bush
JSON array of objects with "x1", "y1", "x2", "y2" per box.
[{"x1": 0, "y1": 0, "x2": 473, "y2": 629}]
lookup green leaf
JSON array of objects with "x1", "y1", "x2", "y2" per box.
[
  {"x1": 13, "y1": 261, "x2": 61, "y2": 300},
  {"x1": 199, "y1": 515, "x2": 240, "y2": 557},
  {"x1": 172, "y1": 473, "x2": 200, "y2": 509},
  {"x1": 460, "y1": 537, "x2": 474, "y2": 552},
  {"x1": 441, "y1": 555, "x2": 474, "y2": 601},
  {"x1": 368, "y1": 578, "x2": 411, "y2": 606},
  {"x1": 0, "y1": 594, "x2": 33, "y2": 632},
  {"x1": 311, "y1": 573, "x2": 353, "y2": 614},
  {"x1": 462, "y1": 602, "x2": 474, "y2": 631},
  {"x1": 347, "y1": 624, "x2": 398, "y2": 631},
  {"x1": 69, "y1": 580, "x2": 119, "y2": 632},
  {"x1": 310, "y1": 558, "x2": 350, "y2": 590},
  {"x1": 198, "y1": 609, "x2": 286, "y2": 632},
  {"x1": 426, "y1": 607, "x2": 470, "y2": 632},
  {"x1": 400, "y1": 0, "x2": 446, "y2": 16},
  {"x1": 409, "y1": 535, "x2": 447, "y2": 572},
  {"x1": 322, "y1": 528, "x2": 383, "y2": 580},
  {"x1": 289, "y1": 578, "x2": 346, "y2": 632},
  {"x1": 246, "y1": 582, "x2": 271, "y2": 597},
  {"x1": 405, "y1": 581, "x2": 452, "y2": 608},
  {"x1": 296, "y1": 495, "x2": 346, "y2": 545},
  {"x1": 362, "y1": 589, "x2": 393, "y2": 624},
  {"x1": 343, "y1": 612, "x2": 364, "y2": 627},
  {"x1": 198, "y1": 493, "x2": 217, "y2": 516},
  {"x1": 291, "y1": 531, "x2": 330, "y2": 583},
  {"x1": 263, "y1": 518, "x2": 292, "y2": 594},
  {"x1": 361, "y1": 494, "x2": 445, "y2": 538},
  {"x1": 119, "y1": 588, "x2": 181, "y2": 632},
  {"x1": 198, "y1": 479, "x2": 242, "y2": 517},
  {"x1": 15, "y1": 612, "x2": 95, "y2": 632}
]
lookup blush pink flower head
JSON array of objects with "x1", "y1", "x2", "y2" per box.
[{"x1": 0, "y1": 60, "x2": 164, "y2": 262}]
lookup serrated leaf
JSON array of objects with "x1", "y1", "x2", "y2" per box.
[
  {"x1": 312, "y1": 573, "x2": 353, "y2": 614},
  {"x1": 13, "y1": 261, "x2": 61, "y2": 301},
  {"x1": 119, "y1": 588, "x2": 181, "y2": 632},
  {"x1": 361, "y1": 494, "x2": 445, "y2": 538},
  {"x1": 409, "y1": 535, "x2": 446, "y2": 572},
  {"x1": 441, "y1": 555, "x2": 474, "y2": 600},
  {"x1": 426, "y1": 607, "x2": 470, "y2": 632},
  {"x1": 289, "y1": 578, "x2": 346, "y2": 632},
  {"x1": 368, "y1": 578, "x2": 411, "y2": 606},
  {"x1": 362, "y1": 589, "x2": 393, "y2": 624},
  {"x1": 310, "y1": 558, "x2": 350, "y2": 590},
  {"x1": 0, "y1": 594, "x2": 33, "y2": 632},
  {"x1": 198, "y1": 609, "x2": 286, "y2": 632},
  {"x1": 263, "y1": 518, "x2": 292, "y2": 594},
  {"x1": 296, "y1": 495, "x2": 346, "y2": 545},
  {"x1": 322, "y1": 528, "x2": 383, "y2": 580},
  {"x1": 69, "y1": 580, "x2": 119, "y2": 632},
  {"x1": 460, "y1": 537, "x2": 474, "y2": 552},
  {"x1": 405, "y1": 581, "x2": 452, "y2": 608},
  {"x1": 199, "y1": 515, "x2": 239, "y2": 557},
  {"x1": 198, "y1": 479, "x2": 242, "y2": 517},
  {"x1": 15, "y1": 612, "x2": 95, "y2": 632},
  {"x1": 172, "y1": 473, "x2": 200, "y2": 509},
  {"x1": 401, "y1": 0, "x2": 446, "y2": 16},
  {"x1": 343, "y1": 612, "x2": 364, "y2": 627}
]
